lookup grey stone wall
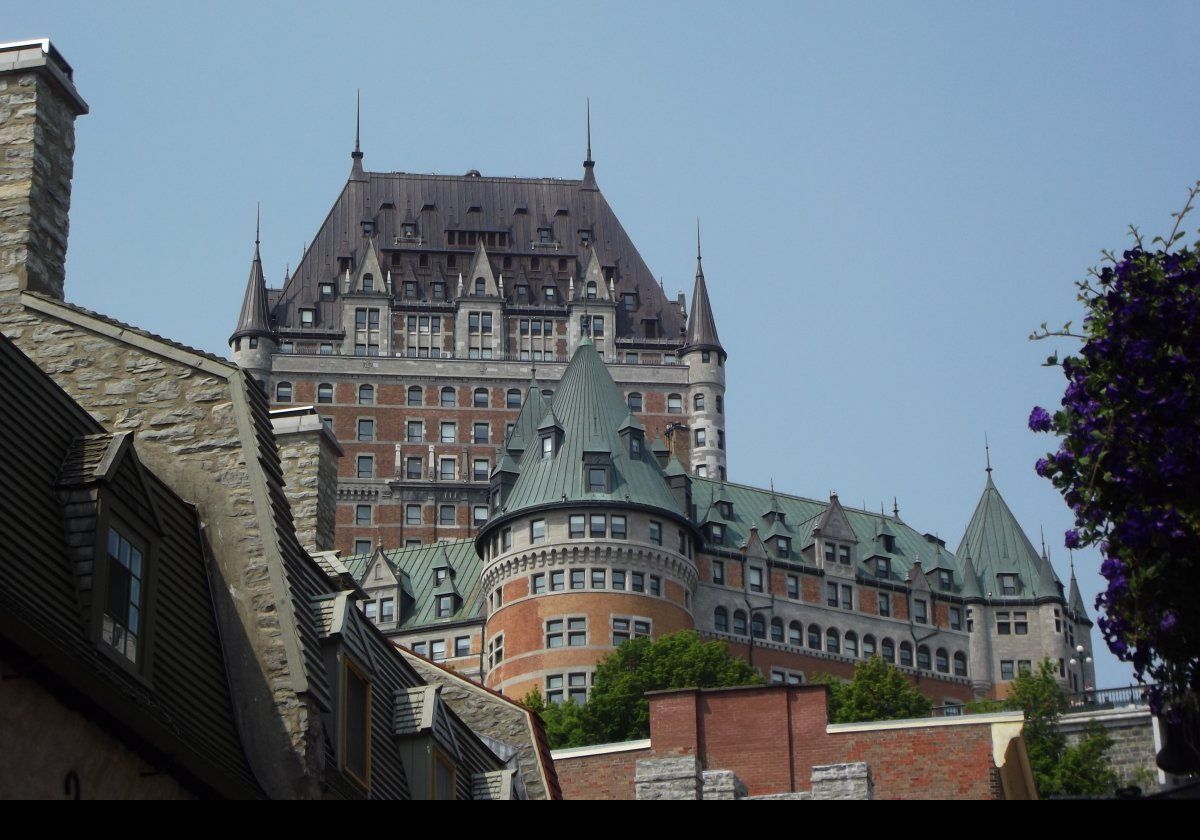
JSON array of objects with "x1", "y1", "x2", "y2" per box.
[
  {"x1": 810, "y1": 762, "x2": 873, "y2": 800},
  {"x1": 702, "y1": 769, "x2": 747, "y2": 800},
  {"x1": 1061, "y1": 708, "x2": 1161, "y2": 791},
  {"x1": 635, "y1": 755, "x2": 703, "y2": 800},
  {"x1": 275, "y1": 422, "x2": 340, "y2": 554},
  {"x1": 0, "y1": 63, "x2": 81, "y2": 301}
]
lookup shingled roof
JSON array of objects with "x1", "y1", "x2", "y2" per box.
[
  {"x1": 682, "y1": 227, "x2": 723, "y2": 355},
  {"x1": 344, "y1": 539, "x2": 485, "y2": 629}
]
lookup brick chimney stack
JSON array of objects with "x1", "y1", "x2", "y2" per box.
[{"x1": 0, "y1": 39, "x2": 89, "y2": 302}]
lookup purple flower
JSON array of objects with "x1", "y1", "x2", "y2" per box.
[
  {"x1": 1064, "y1": 528, "x2": 1082, "y2": 549},
  {"x1": 1035, "y1": 457, "x2": 1052, "y2": 477},
  {"x1": 1160, "y1": 612, "x2": 1178, "y2": 633},
  {"x1": 1028, "y1": 406, "x2": 1053, "y2": 432}
]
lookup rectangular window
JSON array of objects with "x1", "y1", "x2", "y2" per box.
[
  {"x1": 354, "y1": 539, "x2": 372, "y2": 555},
  {"x1": 473, "y1": 458, "x2": 489, "y2": 482},
  {"x1": 431, "y1": 639, "x2": 447, "y2": 661},
  {"x1": 712, "y1": 560, "x2": 725, "y2": 585},
  {"x1": 546, "y1": 619, "x2": 564, "y2": 648},
  {"x1": 502, "y1": 528, "x2": 512, "y2": 550},
  {"x1": 996, "y1": 611, "x2": 1012, "y2": 635},
  {"x1": 439, "y1": 457, "x2": 456, "y2": 481},
  {"x1": 1018, "y1": 660, "x2": 1032, "y2": 676},
  {"x1": 567, "y1": 617, "x2": 587, "y2": 646},
  {"x1": 787, "y1": 574, "x2": 799, "y2": 599},
  {"x1": 436, "y1": 596, "x2": 453, "y2": 619},
  {"x1": 912, "y1": 598, "x2": 927, "y2": 624},
  {"x1": 587, "y1": 466, "x2": 607, "y2": 492},
  {"x1": 342, "y1": 659, "x2": 371, "y2": 787},
  {"x1": 631, "y1": 572, "x2": 645, "y2": 593},
  {"x1": 827, "y1": 581, "x2": 839, "y2": 607},
  {"x1": 999, "y1": 574, "x2": 1019, "y2": 596},
  {"x1": 439, "y1": 504, "x2": 455, "y2": 526},
  {"x1": 355, "y1": 504, "x2": 372, "y2": 526},
  {"x1": 649, "y1": 576, "x2": 661, "y2": 597},
  {"x1": 454, "y1": 636, "x2": 471, "y2": 657},
  {"x1": 103, "y1": 528, "x2": 144, "y2": 664},
  {"x1": 550, "y1": 570, "x2": 565, "y2": 591},
  {"x1": 473, "y1": 505, "x2": 488, "y2": 527},
  {"x1": 488, "y1": 634, "x2": 504, "y2": 667},
  {"x1": 649, "y1": 521, "x2": 662, "y2": 546},
  {"x1": 590, "y1": 515, "x2": 606, "y2": 539},
  {"x1": 950, "y1": 606, "x2": 963, "y2": 631},
  {"x1": 612, "y1": 570, "x2": 626, "y2": 591},
  {"x1": 838, "y1": 545, "x2": 851, "y2": 565},
  {"x1": 610, "y1": 515, "x2": 627, "y2": 540},
  {"x1": 569, "y1": 515, "x2": 585, "y2": 538},
  {"x1": 440, "y1": 422, "x2": 456, "y2": 443},
  {"x1": 406, "y1": 420, "x2": 423, "y2": 443},
  {"x1": 364, "y1": 601, "x2": 378, "y2": 621},
  {"x1": 357, "y1": 419, "x2": 374, "y2": 442},
  {"x1": 591, "y1": 568, "x2": 606, "y2": 589},
  {"x1": 356, "y1": 455, "x2": 373, "y2": 479},
  {"x1": 532, "y1": 573, "x2": 546, "y2": 594},
  {"x1": 530, "y1": 519, "x2": 546, "y2": 543},
  {"x1": 380, "y1": 598, "x2": 395, "y2": 623},
  {"x1": 570, "y1": 569, "x2": 586, "y2": 590},
  {"x1": 473, "y1": 422, "x2": 489, "y2": 444},
  {"x1": 878, "y1": 592, "x2": 890, "y2": 617},
  {"x1": 405, "y1": 456, "x2": 423, "y2": 479},
  {"x1": 749, "y1": 567, "x2": 764, "y2": 593},
  {"x1": 841, "y1": 585, "x2": 852, "y2": 611},
  {"x1": 1014, "y1": 611, "x2": 1029, "y2": 635}
]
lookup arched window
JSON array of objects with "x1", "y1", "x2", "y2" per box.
[
  {"x1": 714, "y1": 607, "x2": 728, "y2": 633},
  {"x1": 586, "y1": 281, "x2": 597, "y2": 299},
  {"x1": 900, "y1": 641, "x2": 914, "y2": 667},
  {"x1": 826, "y1": 628, "x2": 840, "y2": 654},
  {"x1": 935, "y1": 648, "x2": 949, "y2": 674},
  {"x1": 407, "y1": 385, "x2": 422, "y2": 406},
  {"x1": 733, "y1": 610, "x2": 748, "y2": 636},
  {"x1": 441, "y1": 386, "x2": 456, "y2": 407},
  {"x1": 751, "y1": 614, "x2": 766, "y2": 639},
  {"x1": 627, "y1": 392, "x2": 643, "y2": 412},
  {"x1": 953, "y1": 652, "x2": 968, "y2": 677},
  {"x1": 845, "y1": 631, "x2": 859, "y2": 658},
  {"x1": 474, "y1": 387, "x2": 489, "y2": 408},
  {"x1": 507, "y1": 388, "x2": 522, "y2": 408},
  {"x1": 862, "y1": 634, "x2": 877, "y2": 658},
  {"x1": 881, "y1": 638, "x2": 896, "y2": 664},
  {"x1": 317, "y1": 383, "x2": 333, "y2": 404},
  {"x1": 359, "y1": 384, "x2": 375, "y2": 405},
  {"x1": 917, "y1": 645, "x2": 932, "y2": 671},
  {"x1": 807, "y1": 624, "x2": 821, "y2": 650},
  {"x1": 474, "y1": 278, "x2": 485, "y2": 296},
  {"x1": 694, "y1": 392, "x2": 705, "y2": 411},
  {"x1": 275, "y1": 381, "x2": 292, "y2": 403},
  {"x1": 770, "y1": 618, "x2": 784, "y2": 643},
  {"x1": 788, "y1": 621, "x2": 802, "y2": 646}
]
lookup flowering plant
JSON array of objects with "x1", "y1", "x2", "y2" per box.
[{"x1": 1030, "y1": 183, "x2": 1200, "y2": 717}]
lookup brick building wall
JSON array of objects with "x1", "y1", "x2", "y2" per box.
[{"x1": 552, "y1": 741, "x2": 650, "y2": 800}]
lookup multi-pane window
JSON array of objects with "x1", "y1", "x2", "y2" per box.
[
  {"x1": 439, "y1": 505, "x2": 456, "y2": 526},
  {"x1": 431, "y1": 640, "x2": 447, "y2": 661},
  {"x1": 917, "y1": 645, "x2": 932, "y2": 670},
  {"x1": 875, "y1": 557, "x2": 890, "y2": 579},
  {"x1": 454, "y1": 636, "x2": 471, "y2": 657},
  {"x1": 488, "y1": 634, "x2": 504, "y2": 668},
  {"x1": 404, "y1": 314, "x2": 441, "y2": 358},
  {"x1": 954, "y1": 652, "x2": 968, "y2": 677},
  {"x1": 570, "y1": 569, "x2": 586, "y2": 590},
  {"x1": 407, "y1": 385, "x2": 422, "y2": 406},
  {"x1": 1001, "y1": 660, "x2": 1015, "y2": 681},
  {"x1": 467, "y1": 312, "x2": 493, "y2": 359},
  {"x1": 714, "y1": 607, "x2": 729, "y2": 632},
  {"x1": 998, "y1": 574, "x2": 1019, "y2": 596},
  {"x1": 1014, "y1": 611, "x2": 1029, "y2": 635},
  {"x1": 546, "y1": 618, "x2": 587, "y2": 648},
  {"x1": 591, "y1": 569, "x2": 606, "y2": 589},
  {"x1": 517, "y1": 318, "x2": 556, "y2": 361},
  {"x1": 649, "y1": 521, "x2": 662, "y2": 546},
  {"x1": 749, "y1": 567, "x2": 764, "y2": 593},
  {"x1": 628, "y1": 392, "x2": 643, "y2": 412},
  {"x1": 589, "y1": 515, "x2": 606, "y2": 538},
  {"x1": 826, "y1": 582, "x2": 840, "y2": 607},
  {"x1": 913, "y1": 599, "x2": 928, "y2": 625},
  {"x1": 546, "y1": 673, "x2": 588, "y2": 706},
  {"x1": 317, "y1": 383, "x2": 334, "y2": 403},
  {"x1": 364, "y1": 601, "x2": 378, "y2": 621},
  {"x1": 949, "y1": 606, "x2": 963, "y2": 631},
  {"x1": 787, "y1": 574, "x2": 800, "y2": 599},
  {"x1": 712, "y1": 560, "x2": 725, "y2": 585},
  {"x1": 440, "y1": 421, "x2": 456, "y2": 443},
  {"x1": 357, "y1": 418, "x2": 374, "y2": 442},
  {"x1": 436, "y1": 595, "x2": 454, "y2": 619},
  {"x1": 473, "y1": 505, "x2": 488, "y2": 527},
  {"x1": 996, "y1": 612, "x2": 1012, "y2": 635},
  {"x1": 276, "y1": 381, "x2": 293, "y2": 403},
  {"x1": 531, "y1": 573, "x2": 546, "y2": 594},
  {"x1": 882, "y1": 638, "x2": 896, "y2": 664},
  {"x1": 507, "y1": 389, "x2": 522, "y2": 408},
  {"x1": 612, "y1": 617, "x2": 652, "y2": 645},
  {"x1": 935, "y1": 648, "x2": 950, "y2": 673},
  {"x1": 407, "y1": 420, "x2": 423, "y2": 443},
  {"x1": 587, "y1": 466, "x2": 608, "y2": 492},
  {"x1": 667, "y1": 394, "x2": 682, "y2": 414},
  {"x1": 541, "y1": 435, "x2": 553, "y2": 460},
  {"x1": 530, "y1": 519, "x2": 546, "y2": 543},
  {"x1": 353, "y1": 307, "x2": 381, "y2": 356},
  {"x1": 359, "y1": 384, "x2": 375, "y2": 405},
  {"x1": 439, "y1": 457, "x2": 456, "y2": 480},
  {"x1": 877, "y1": 592, "x2": 891, "y2": 617},
  {"x1": 380, "y1": 598, "x2": 395, "y2": 623},
  {"x1": 899, "y1": 642, "x2": 913, "y2": 667},
  {"x1": 355, "y1": 504, "x2": 372, "y2": 525},
  {"x1": 473, "y1": 388, "x2": 489, "y2": 408},
  {"x1": 611, "y1": 570, "x2": 626, "y2": 591},
  {"x1": 473, "y1": 422, "x2": 489, "y2": 444},
  {"x1": 838, "y1": 546, "x2": 851, "y2": 565},
  {"x1": 550, "y1": 571, "x2": 565, "y2": 592},
  {"x1": 102, "y1": 528, "x2": 144, "y2": 664},
  {"x1": 649, "y1": 576, "x2": 662, "y2": 597},
  {"x1": 569, "y1": 515, "x2": 585, "y2": 538},
  {"x1": 610, "y1": 515, "x2": 627, "y2": 540},
  {"x1": 356, "y1": 455, "x2": 374, "y2": 478},
  {"x1": 472, "y1": 458, "x2": 489, "y2": 482},
  {"x1": 405, "y1": 504, "x2": 422, "y2": 525}
]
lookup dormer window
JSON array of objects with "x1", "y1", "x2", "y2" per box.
[
  {"x1": 579, "y1": 229, "x2": 592, "y2": 245},
  {"x1": 300, "y1": 308, "x2": 315, "y2": 328},
  {"x1": 341, "y1": 657, "x2": 371, "y2": 789},
  {"x1": 938, "y1": 570, "x2": 953, "y2": 589},
  {"x1": 709, "y1": 524, "x2": 724, "y2": 545},
  {"x1": 474, "y1": 278, "x2": 486, "y2": 296},
  {"x1": 432, "y1": 281, "x2": 445, "y2": 299},
  {"x1": 630, "y1": 435, "x2": 642, "y2": 459},
  {"x1": 434, "y1": 567, "x2": 449, "y2": 585},
  {"x1": 882, "y1": 533, "x2": 896, "y2": 553},
  {"x1": 586, "y1": 281, "x2": 598, "y2": 300},
  {"x1": 102, "y1": 527, "x2": 146, "y2": 665},
  {"x1": 998, "y1": 574, "x2": 1019, "y2": 596},
  {"x1": 544, "y1": 286, "x2": 556, "y2": 302},
  {"x1": 775, "y1": 537, "x2": 790, "y2": 559},
  {"x1": 437, "y1": 595, "x2": 455, "y2": 618},
  {"x1": 875, "y1": 557, "x2": 890, "y2": 579},
  {"x1": 542, "y1": 435, "x2": 554, "y2": 460},
  {"x1": 587, "y1": 466, "x2": 609, "y2": 493},
  {"x1": 362, "y1": 273, "x2": 374, "y2": 293},
  {"x1": 402, "y1": 222, "x2": 417, "y2": 238},
  {"x1": 538, "y1": 227, "x2": 553, "y2": 243},
  {"x1": 319, "y1": 283, "x2": 335, "y2": 301},
  {"x1": 403, "y1": 281, "x2": 418, "y2": 298},
  {"x1": 718, "y1": 501, "x2": 732, "y2": 519}
]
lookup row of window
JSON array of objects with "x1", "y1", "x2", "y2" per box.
[
  {"x1": 712, "y1": 608, "x2": 968, "y2": 676},
  {"x1": 353, "y1": 502, "x2": 490, "y2": 527},
  {"x1": 625, "y1": 392, "x2": 724, "y2": 415},
  {"x1": 489, "y1": 515, "x2": 687, "y2": 557},
  {"x1": 543, "y1": 615, "x2": 653, "y2": 649},
  {"x1": 530, "y1": 568, "x2": 663, "y2": 598},
  {"x1": 408, "y1": 634, "x2": 474, "y2": 662}
]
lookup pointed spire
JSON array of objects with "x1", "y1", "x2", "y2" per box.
[
  {"x1": 230, "y1": 211, "x2": 274, "y2": 346},
  {"x1": 893, "y1": 497, "x2": 900, "y2": 519},
  {"x1": 581, "y1": 98, "x2": 598, "y2": 191},
  {"x1": 1068, "y1": 551, "x2": 1091, "y2": 622},
  {"x1": 682, "y1": 220, "x2": 724, "y2": 357},
  {"x1": 960, "y1": 550, "x2": 984, "y2": 600},
  {"x1": 349, "y1": 89, "x2": 366, "y2": 182},
  {"x1": 985, "y1": 433, "x2": 992, "y2": 475}
]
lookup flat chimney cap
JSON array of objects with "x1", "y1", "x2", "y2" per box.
[{"x1": 0, "y1": 38, "x2": 89, "y2": 115}]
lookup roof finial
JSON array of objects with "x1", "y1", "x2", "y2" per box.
[
  {"x1": 586, "y1": 97, "x2": 593, "y2": 164},
  {"x1": 254, "y1": 202, "x2": 261, "y2": 248},
  {"x1": 1040, "y1": 525, "x2": 1048, "y2": 559},
  {"x1": 1069, "y1": 548, "x2": 1076, "y2": 576},
  {"x1": 354, "y1": 88, "x2": 361, "y2": 156},
  {"x1": 893, "y1": 497, "x2": 900, "y2": 519},
  {"x1": 581, "y1": 98, "x2": 597, "y2": 189},
  {"x1": 984, "y1": 433, "x2": 992, "y2": 474}
]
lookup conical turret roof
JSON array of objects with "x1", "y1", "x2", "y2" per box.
[
  {"x1": 230, "y1": 234, "x2": 273, "y2": 344},
  {"x1": 682, "y1": 223, "x2": 723, "y2": 355}
]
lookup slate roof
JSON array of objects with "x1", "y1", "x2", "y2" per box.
[
  {"x1": 230, "y1": 237, "x2": 273, "y2": 343},
  {"x1": 344, "y1": 539, "x2": 486, "y2": 628},
  {"x1": 955, "y1": 472, "x2": 1063, "y2": 602},
  {"x1": 267, "y1": 157, "x2": 683, "y2": 341},
  {"x1": 691, "y1": 477, "x2": 968, "y2": 593},
  {"x1": 487, "y1": 340, "x2": 686, "y2": 525},
  {"x1": 682, "y1": 238, "x2": 722, "y2": 355},
  {"x1": 0, "y1": 333, "x2": 261, "y2": 798}
]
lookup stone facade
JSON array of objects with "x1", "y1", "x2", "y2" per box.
[
  {"x1": 809, "y1": 762, "x2": 873, "y2": 800},
  {"x1": 1061, "y1": 707, "x2": 1163, "y2": 792},
  {"x1": 273, "y1": 406, "x2": 343, "y2": 553}
]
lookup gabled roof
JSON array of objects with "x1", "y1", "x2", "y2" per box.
[
  {"x1": 483, "y1": 341, "x2": 685, "y2": 525},
  {"x1": 956, "y1": 473, "x2": 1065, "y2": 602},
  {"x1": 464, "y1": 240, "x2": 500, "y2": 298},
  {"x1": 504, "y1": 376, "x2": 549, "y2": 456},
  {"x1": 344, "y1": 539, "x2": 485, "y2": 629}
]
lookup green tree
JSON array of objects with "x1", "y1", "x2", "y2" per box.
[
  {"x1": 993, "y1": 660, "x2": 1117, "y2": 797},
  {"x1": 813, "y1": 656, "x2": 932, "y2": 723},
  {"x1": 522, "y1": 631, "x2": 761, "y2": 748}
]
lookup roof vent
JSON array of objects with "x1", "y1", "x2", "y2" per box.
[{"x1": 465, "y1": 169, "x2": 482, "y2": 178}]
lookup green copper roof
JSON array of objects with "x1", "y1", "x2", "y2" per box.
[
  {"x1": 955, "y1": 473, "x2": 1063, "y2": 601},
  {"x1": 504, "y1": 376, "x2": 549, "y2": 455},
  {"x1": 1068, "y1": 566, "x2": 1091, "y2": 623},
  {"x1": 345, "y1": 539, "x2": 484, "y2": 628},
  {"x1": 491, "y1": 341, "x2": 684, "y2": 522},
  {"x1": 691, "y1": 478, "x2": 965, "y2": 592}
]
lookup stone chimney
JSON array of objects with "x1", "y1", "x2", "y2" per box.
[
  {"x1": 0, "y1": 39, "x2": 89, "y2": 302},
  {"x1": 271, "y1": 406, "x2": 343, "y2": 553}
]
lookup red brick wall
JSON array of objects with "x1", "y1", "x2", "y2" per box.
[
  {"x1": 645, "y1": 685, "x2": 1004, "y2": 799},
  {"x1": 553, "y1": 747, "x2": 650, "y2": 800}
]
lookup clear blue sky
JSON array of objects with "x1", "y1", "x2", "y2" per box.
[{"x1": 10, "y1": 1, "x2": 1199, "y2": 689}]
